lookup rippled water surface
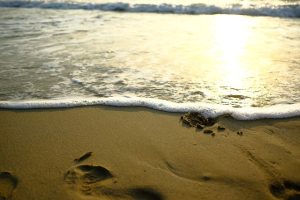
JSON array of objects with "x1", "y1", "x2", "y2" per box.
[{"x1": 0, "y1": 1, "x2": 300, "y2": 108}]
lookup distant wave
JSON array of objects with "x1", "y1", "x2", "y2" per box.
[
  {"x1": 1, "y1": 97, "x2": 300, "y2": 120},
  {"x1": 0, "y1": 1, "x2": 299, "y2": 18}
]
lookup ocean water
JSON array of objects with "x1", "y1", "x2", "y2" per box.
[{"x1": 0, "y1": 0, "x2": 300, "y2": 119}]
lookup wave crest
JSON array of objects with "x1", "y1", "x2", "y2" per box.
[{"x1": 0, "y1": 1, "x2": 299, "y2": 18}]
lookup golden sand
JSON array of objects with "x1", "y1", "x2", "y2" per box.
[{"x1": 0, "y1": 106, "x2": 300, "y2": 200}]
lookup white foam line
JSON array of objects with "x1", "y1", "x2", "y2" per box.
[{"x1": 1, "y1": 97, "x2": 300, "y2": 120}]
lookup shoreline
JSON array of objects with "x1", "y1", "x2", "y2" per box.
[
  {"x1": 1, "y1": 98, "x2": 300, "y2": 120},
  {"x1": 1, "y1": 106, "x2": 300, "y2": 200}
]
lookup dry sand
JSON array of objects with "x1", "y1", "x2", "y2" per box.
[{"x1": 0, "y1": 106, "x2": 300, "y2": 200}]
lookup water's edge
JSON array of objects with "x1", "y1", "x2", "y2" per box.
[{"x1": 1, "y1": 97, "x2": 300, "y2": 120}]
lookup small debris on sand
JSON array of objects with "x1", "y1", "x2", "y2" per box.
[
  {"x1": 74, "y1": 152, "x2": 93, "y2": 163},
  {"x1": 204, "y1": 130, "x2": 213, "y2": 134},
  {"x1": 237, "y1": 131, "x2": 243, "y2": 136},
  {"x1": 217, "y1": 126, "x2": 225, "y2": 131}
]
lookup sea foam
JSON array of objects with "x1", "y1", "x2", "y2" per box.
[
  {"x1": 1, "y1": 97, "x2": 300, "y2": 120},
  {"x1": 0, "y1": 1, "x2": 299, "y2": 18}
]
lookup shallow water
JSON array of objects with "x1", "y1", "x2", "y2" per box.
[{"x1": 0, "y1": 0, "x2": 300, "y2": 118}]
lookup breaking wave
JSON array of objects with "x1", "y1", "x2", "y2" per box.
[{"x1": 0, "y1": 1, "x2": 299, "y2": 18}]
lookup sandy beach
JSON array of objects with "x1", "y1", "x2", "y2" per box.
[{"x1": 0, "y1": 106, "x2": 300, "y2": 200}]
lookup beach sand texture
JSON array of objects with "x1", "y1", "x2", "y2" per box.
[{"x1": 0, "y1": 106, "x2": 300, "y2": 200}]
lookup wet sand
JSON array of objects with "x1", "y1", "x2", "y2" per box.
[{"x1": 0, "y1": 106, "x2": 300, "y2": 200}]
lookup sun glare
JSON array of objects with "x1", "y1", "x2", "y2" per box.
[{"x1": 213, "y1": 16, "x2": 253, "y2": 89}]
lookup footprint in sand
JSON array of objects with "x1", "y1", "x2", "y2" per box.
[
  {"x1": 64, "y1": 164, "x2": 164, "y2": 200},
  {"x1": 64, "y1": 164, "x2": 113, "y2": 194},
  {"x1": 269, "y1": 179, "x2": 300, "y2": 200},
  {"x1": 70, "y1": 165, "x2": 113, "y2": 183},
  {"x1": 0, "y1": 172, "x2": 18, "y2": 200}
]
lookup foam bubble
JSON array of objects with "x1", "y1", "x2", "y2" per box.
[{"x1": 1, "y1": 97, "x2": 300, "y2": 120}]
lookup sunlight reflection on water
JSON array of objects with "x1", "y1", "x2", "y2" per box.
[{"x1": 0, "y1": 9, "x2": 299, "y2": 107}]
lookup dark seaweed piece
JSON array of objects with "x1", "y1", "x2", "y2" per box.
[
  {"x1": 196, "y1": 123, "x2": 204, "y2": 129},
  {"x1": 206, "y1": 117, "x2": 217, "y2": 126},
  {"x1": 180, "y1": 112, "x2": 217, "y2": 128}
]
